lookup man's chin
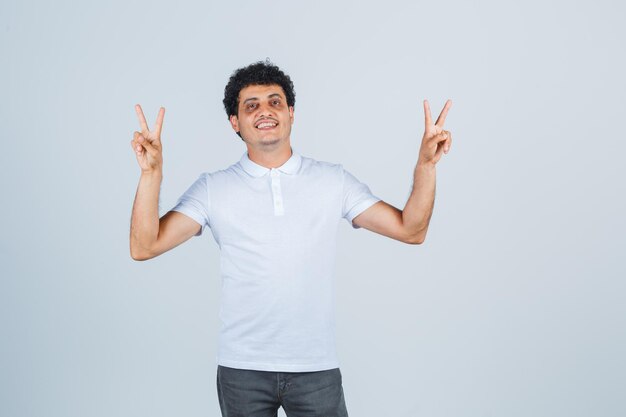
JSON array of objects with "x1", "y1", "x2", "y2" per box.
[
  {"x1": 259, "y1": 137, "x2": 281, "y2": 146},
  {"x1": 241, "y1": 132, "x2": 287, "y2": 148}
]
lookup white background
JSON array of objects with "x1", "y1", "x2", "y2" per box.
[{"x1": 1, "y1": 0, "x2": 624, "y2": 416}]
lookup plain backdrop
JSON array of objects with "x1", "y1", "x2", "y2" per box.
[{"x1": 1, "y1": 1, "x2": 625, "y2": 416}]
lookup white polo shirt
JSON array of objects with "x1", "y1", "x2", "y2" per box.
[{"x1": 171, "y1": 148, "x2": 380, "y2": 372}]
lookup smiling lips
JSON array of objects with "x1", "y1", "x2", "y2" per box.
[{"x1": 255, "y1": 119, "x2": 278, "y2": 130}]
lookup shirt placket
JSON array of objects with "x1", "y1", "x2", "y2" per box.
[{"x1": 270, "y1": 168, "x2": 285, "y2": 216}]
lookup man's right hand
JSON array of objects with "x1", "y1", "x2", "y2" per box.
[{"x1": 131, "y1": 104, "x2": 165, "y2": 174}]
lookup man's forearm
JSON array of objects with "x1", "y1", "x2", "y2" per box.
[
  {"x1": 402, "y1": 161, "x2": 436, "y2": 241},
  {"x1": 130, "y1": 170, "x2": 163, "y2": 259}
]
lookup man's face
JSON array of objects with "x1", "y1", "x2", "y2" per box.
[{"x1": 229, "y1": 84, "x2": 294, "y2": 149}]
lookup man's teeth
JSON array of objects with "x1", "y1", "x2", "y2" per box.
[{"x1": 257, "y1": 122, "x2": 277, "y2": 128}]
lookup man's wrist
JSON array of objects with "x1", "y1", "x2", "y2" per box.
[
  {"x1": 140, "y1": 169, "x2": 163, "y2": 180},
  {"x1": 415, "y1": 159, "x2": 436, "y2": 172}
]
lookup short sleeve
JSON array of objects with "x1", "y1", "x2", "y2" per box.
[
  {"x1": 170, "y1": 173, "x2": 210, "y2": 236},
  {"x1": 341, "y1": 166, "x2": 381, "y2": 229}
]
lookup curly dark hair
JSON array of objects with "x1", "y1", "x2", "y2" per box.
[{"x1": 223, "y1": 59, "x2": 296, "y2": 121}]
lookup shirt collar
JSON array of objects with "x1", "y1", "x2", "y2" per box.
[{"x1": 239, "y1": 148, "x2": 302, "y2": 178}]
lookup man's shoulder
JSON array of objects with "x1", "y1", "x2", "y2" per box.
[
  {"x1": 201, "y1": 162, "x2": 240, "y2": 180},
  {"x1": 300, "y1": 154, "x2": 344, "y2": 174}
]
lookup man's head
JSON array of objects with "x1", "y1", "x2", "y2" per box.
[{"x1": 223, "y1": 60, "x2": 296, "y2": 146}]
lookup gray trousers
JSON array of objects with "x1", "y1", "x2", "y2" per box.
[{"x1": 216, "y1": 365, "x2": 349, "y2": 417}]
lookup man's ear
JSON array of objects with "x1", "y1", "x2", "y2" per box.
[
  {"x1": 289, "y1": 106, "x2": 294, "y2": 124},
  {"x1": 229, "y1": 115, "x2": 240, "y2": 133}
]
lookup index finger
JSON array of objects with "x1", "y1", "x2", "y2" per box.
[
  {"x1": 135, "y1": 104, "x2": 149, "y2": 132},
  {"x1": 434, "y1": 99, "x2": 452, "y2": 128},
  {"x1": 153, "y1": 107, "x2": 165, "y2": 137},
  {"x1": 423, "y1": 99, "x2": 433, "y2": 128}
]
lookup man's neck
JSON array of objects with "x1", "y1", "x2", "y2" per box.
[{"x1": 246, "y1": 144, "x2": 293, "y2": 169}]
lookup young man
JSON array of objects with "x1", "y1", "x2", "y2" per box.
[{"x1": 129, "y1": 61, "x2": 452, "y2": 417}]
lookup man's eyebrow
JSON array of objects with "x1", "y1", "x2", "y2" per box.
[
  {"x1": 242, "y1": 93, "x2": 284, "y2": 104},
  {"x1": 242, "y1": 97, "x2": 258, "y2": 104}
]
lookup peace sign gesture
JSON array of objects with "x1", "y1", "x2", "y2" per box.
[
  {"x1": 130, "y1": 104, "x2": 165, "y2": 174},
  {"x1": 418, "y1": 99, "x2": 452, "y2": 167}
]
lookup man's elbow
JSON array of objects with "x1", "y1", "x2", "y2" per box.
[
  {"x1": 130, "y1": 245, "x2": 155, "y2": 261},
  {"x1": 406, "y1": 236, "x2": 425, "y2": 245},
  {"x1": 130, "y1": 250, "x2": 148, "y2": 261},
  {"x1": 405, "y1": 229, "x2": 427, "y2": 245},
  {"x1": 131, "y1": 252, "x2": 148, "y2": 261}
]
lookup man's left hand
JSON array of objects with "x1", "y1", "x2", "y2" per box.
[{"x1": 418, "y1": 99, "x2": 452, "y2": 167}]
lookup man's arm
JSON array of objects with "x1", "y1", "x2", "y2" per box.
[
  {"x1": 129, "y1": 171, "x2": 201, "y2": 261},
  {"x1": 129, "y1": 104, "x2": 201, "y2": 261},
  {"x1": 352, "y1": 99, "x2": 452, "y2": 245},
  {"x1": 353, "y1": 163, "x2": 436, "y2": 244}
]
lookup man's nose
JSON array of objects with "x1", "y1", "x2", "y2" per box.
[{"x1": 257, "y1": 102, "x2": 274, "y2": 117}]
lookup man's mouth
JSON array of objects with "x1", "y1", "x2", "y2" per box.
[{"x1": 255, "y1": 119, "x2": 278, "y2": 130}]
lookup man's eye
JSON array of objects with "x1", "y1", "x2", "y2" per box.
[
  {"x1": 272, "y1": 100, "x2": 280, "y2": 105},
  {"x1": 247, "y1": 103, "x2": 257, "y2": 109}
]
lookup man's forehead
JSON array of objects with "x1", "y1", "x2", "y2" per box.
[{"x1": 239, "y1": 84, "x2": 286, "y2": 100}]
